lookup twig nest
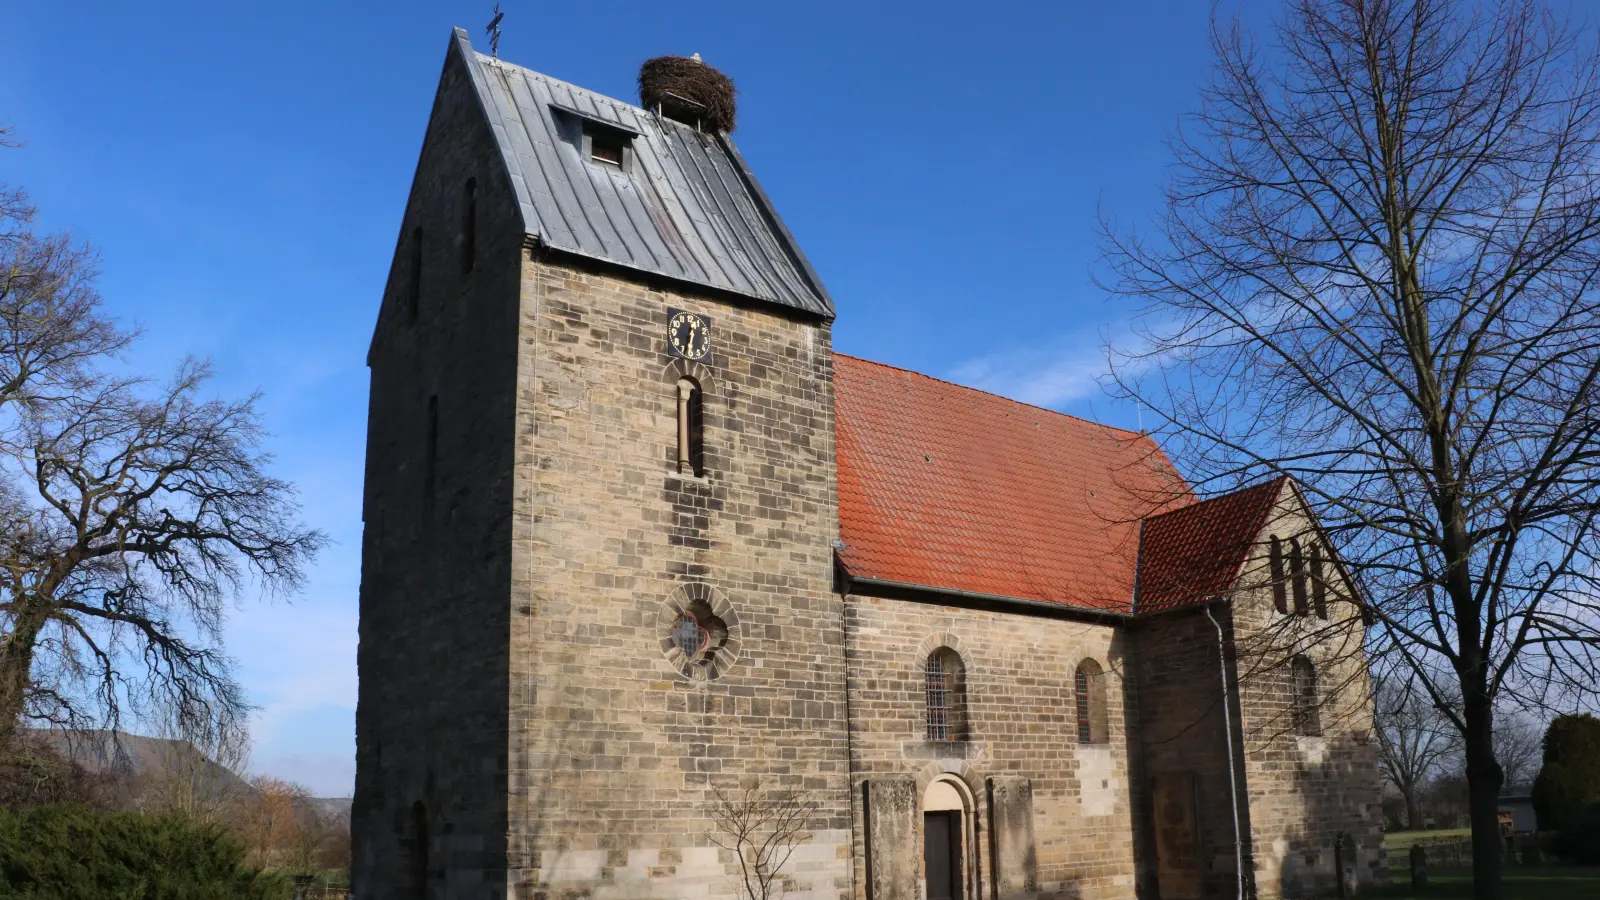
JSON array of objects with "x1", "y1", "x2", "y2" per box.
[{"x1": 639, "y1": 56, "x2": 737, "y2": 133}]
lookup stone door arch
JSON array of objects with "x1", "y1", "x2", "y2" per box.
[{"x1": 924, "y1": 775, "x2": 976, "y2": 900}]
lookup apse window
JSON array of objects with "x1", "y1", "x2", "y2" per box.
[{"x1": 589, "y1": 128, "x2": 627, "y2": 166}]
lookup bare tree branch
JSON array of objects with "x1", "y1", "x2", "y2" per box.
[
  {"x1": 707, "y1": 778, "x2": 818, "y2": 900},
  {"x1": 1100, "y1": 2, "x2": 1600, "y2": 896},
  {"x1": 0, "y1": 131, "x2": 324, "y2": 755}
]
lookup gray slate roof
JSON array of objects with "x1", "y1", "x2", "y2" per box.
[{"x1": 452, "y1": 29, "x2": 834, "y2": 318}]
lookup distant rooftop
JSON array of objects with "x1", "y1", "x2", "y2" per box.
[{"x1": 451, "y1": 28, "x2": 833, "y2": 318}]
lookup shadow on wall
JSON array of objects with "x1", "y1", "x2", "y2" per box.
[
  {"x1": 1109, "y1": 627, "x2": 1159, "y2": 900},
  {"x1": 1258, "y1": 730, "x2": 1386, "y2": 899}
]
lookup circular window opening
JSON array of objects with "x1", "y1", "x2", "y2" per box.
[
  {"x1": 657, "y1": 585, "x2": 741, "y2": 681},
  {"x1": 672, "y1": 612, "x2": 709, "y2": 659}
]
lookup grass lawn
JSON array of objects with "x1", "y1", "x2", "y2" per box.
[
  {"x1": 1377, "y1": 830, "x2": 1600, "y2": 898},
  {"x1": 1374, "y1": 865, "x2": 1600, "y2": 899},
  {"x1": 1385, "y1": 828, "x2": 1473, "y2": 855}
]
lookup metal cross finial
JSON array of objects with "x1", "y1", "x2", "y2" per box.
[{"x1": 486, "y1": 3, "x2": 505, "y2": 58}]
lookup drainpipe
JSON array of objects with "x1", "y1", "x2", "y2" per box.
[{"x1": 1206, "y1": 603, "x2": 1246, "y2": 900}]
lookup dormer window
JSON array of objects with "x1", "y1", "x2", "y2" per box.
[
  {"x1": 550, "y1": 102, "x2": 638, "y2": 170},
  {"x1": 590, "y1": 129, "x2": 626, "y2": 166}
]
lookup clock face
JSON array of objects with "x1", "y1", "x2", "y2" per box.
[{"x1": 667, "y1": 309, "x2": 711, "y2": 361}]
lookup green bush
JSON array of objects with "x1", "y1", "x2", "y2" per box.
[
  {"x1": 0, "y1": 805, "x2": 292, "y2": 899},
  {"x1": 1532, "y1": 713, "x2": 1600, "y2": 834},
  {"x1": 1561, "y1": 801, "x2": 1600, "y2": 864}
]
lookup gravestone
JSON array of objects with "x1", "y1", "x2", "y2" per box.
[
  {"x1": 987, "y1": 776, "x2": 1038, "y2": 898},
  {"x1": 1409, "y1": 844, "x2": 1428, "y2": 891},
  {"x1": 865, "y1": 778, "x2": 919, "y2": 900}
]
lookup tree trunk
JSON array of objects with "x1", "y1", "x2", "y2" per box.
[
  {"x1": 1463, "y1": 684, "x2": 1505, "y2": 900},
  {"x1": 0, "y1": 602, "x2": 46, "y2": 751},
  {"x1": 1405, "y1": 789, "x2": 1424, "y2": 832}
]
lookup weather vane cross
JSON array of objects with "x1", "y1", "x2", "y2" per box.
[{"x1": 486, "y1": 3, "x2": 504, "y2": 58}]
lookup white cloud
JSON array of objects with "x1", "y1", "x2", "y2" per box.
[{"x1": 947, "y1": 326, "x2": 1119, "y2": 409}]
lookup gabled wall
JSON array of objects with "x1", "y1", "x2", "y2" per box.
[
  {"x1": 353, "y1": 35, "x2": 525, "y2": 900},
  {"x1": 1228, "y1": 485, "x2": 1386, "y2": 898}
]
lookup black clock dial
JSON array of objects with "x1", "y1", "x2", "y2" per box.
[{"x1": 667, "y1": 310, "x2": 711, "y2": 361}]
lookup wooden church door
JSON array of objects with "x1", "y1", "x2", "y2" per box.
[{"x1": 924, "y1": 810, "x2": 963, "y2": 900}]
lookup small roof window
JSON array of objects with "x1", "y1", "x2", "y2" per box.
[{"x1": 589, "y1": 128, "x2": 627, "y2": 166}]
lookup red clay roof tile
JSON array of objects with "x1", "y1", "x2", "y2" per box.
[
  {"x1": 834, "y1": 355, "x2": 1192, "y2": 612},
  {"x1": 1134, "y1": 476, "x2": 1287, "y2": 612}
]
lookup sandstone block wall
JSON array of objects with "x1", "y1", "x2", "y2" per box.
[
  {"x1": 1228, "y1": 491, "x2": 1387, "y2": 899},
  {"x1": 1130, "y1": 607, "x2": 1253, "y2": 900},
  {"x1": 506, "y1": 256, "x2": 853, "y2": 900},
  {"x1": 353, "y1": 41, "x2": 527, "y2": 900},
  {"x1": 842, "y1": 594, "x2": 1138, "y2": 900}
]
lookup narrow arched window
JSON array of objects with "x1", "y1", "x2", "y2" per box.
[
  {"x1": 676, "y1": 377, "x2": 704, "y2": 476},
  {"x1": 424, "y1": 395, "x2": 439, "y2": 516},
  {"x1": 1075, "y1": 658, "x2": 1109, "y2": 745},
  {"x1": 408, "y1": 226, "x2": 423, "y2": 321},
  {"x1": 460, "y1": 177, "x2": 477, "y2": 276},
  {"x1": 1269, "y1": 535, "x2": 1288, "y2": 614},
  {"x1": 1310, "y1": 544, "x2": 1329, "y2": 620},
  {"x1": 1290, "y1": 537, "x2": 1309, "y2": 617},
  {"x1": 925, "y1": 648, "x2": 966, "y2": 743},
  {"x1": 410, "y1": 800, "x2": 429, "y2": 899},
  {"x1": 1291, "y1": 655, "x2": 1321, "y2": 736}
]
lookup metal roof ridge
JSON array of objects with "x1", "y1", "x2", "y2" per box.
[{"x1": 451, "y1": 26, "x2": 538, "y2": 238}]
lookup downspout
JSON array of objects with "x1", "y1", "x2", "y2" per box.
[
  {"x1": 1205, "y1": 603, "x2": 1246, "y2": 900},
  {"x1": 837, "y1": 563, "x2": 861, "y2": 900}
]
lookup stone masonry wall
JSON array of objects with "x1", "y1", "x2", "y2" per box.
[
  {"x1": 354, "y1": 39, "x2": 526, "y2": 900},
  {"x1": 1229, "y1": 488, "x2": 1386, "y2": 899},
  {"x1": 1129, "y1": 607, "x2": 1252, "y2": 900},
  {"x1": 506, "y1": 255, "x2": 853, "y2": 900},
  {"x1": 843, "y1": 594, "x2": 1138, "y2": 900}
]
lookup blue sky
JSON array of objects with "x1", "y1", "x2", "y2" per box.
[{"x1": 1, "y1": 0, "x2": 1237, "y2": 795}]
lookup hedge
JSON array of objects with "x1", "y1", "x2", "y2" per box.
[{"x1": 0, "y1": 804, "x2": 291, "y2": 899}]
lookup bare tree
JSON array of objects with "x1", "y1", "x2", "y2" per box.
[
  {"x1": 1494, "y1": 710, "x2": 1543, "y2": 793},
  {"x1": 139, "y1": 703, "x2": 252, "y2": 824},
  {"x1": 707, "y1": 779, "x2": 818, "y2": 900},
  {"x1": 1376, "y1": 675, "x2": 1460, "y2": 830},
  {"x1": 1100, "y1": 1, "x2": 1600, "y2": 895},
  {"x1": 233, "y1": 774, "x2": 310, "y2": 868},
  {"x1": 0, "y1": 139, "x2": 323, "y2": 753}
]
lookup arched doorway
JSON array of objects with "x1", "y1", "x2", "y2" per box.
[{"x1": 924, "y1": 777, "x2": 970, "y2": 900}]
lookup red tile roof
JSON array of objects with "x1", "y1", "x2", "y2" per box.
[
  {"x1": 834, "y1": 356, "x2": 1192, "y2": 612},
  {"x1": 1134, "y1": 477, "x2": 1287, "y2": 612}
]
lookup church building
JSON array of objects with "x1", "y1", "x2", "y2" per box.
[{"x1": 354, "y1": 28, "x2": 1386, "y2": 900}]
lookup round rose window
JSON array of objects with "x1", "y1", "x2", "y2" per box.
[{"x1": 672, "y1": 612, "x2": 709, "y2": 659}]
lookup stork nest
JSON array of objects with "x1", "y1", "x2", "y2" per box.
[{"x1": 639, "y1": 56, "x2": 737, "y2": 133}]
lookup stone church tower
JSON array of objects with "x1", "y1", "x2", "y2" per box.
[
  {"x1": 356, "y1": 28, "x2": 1386, "y2": 900},
  {"x1": 356, "y1": 26, "x2": 852, "y2": 900}
]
